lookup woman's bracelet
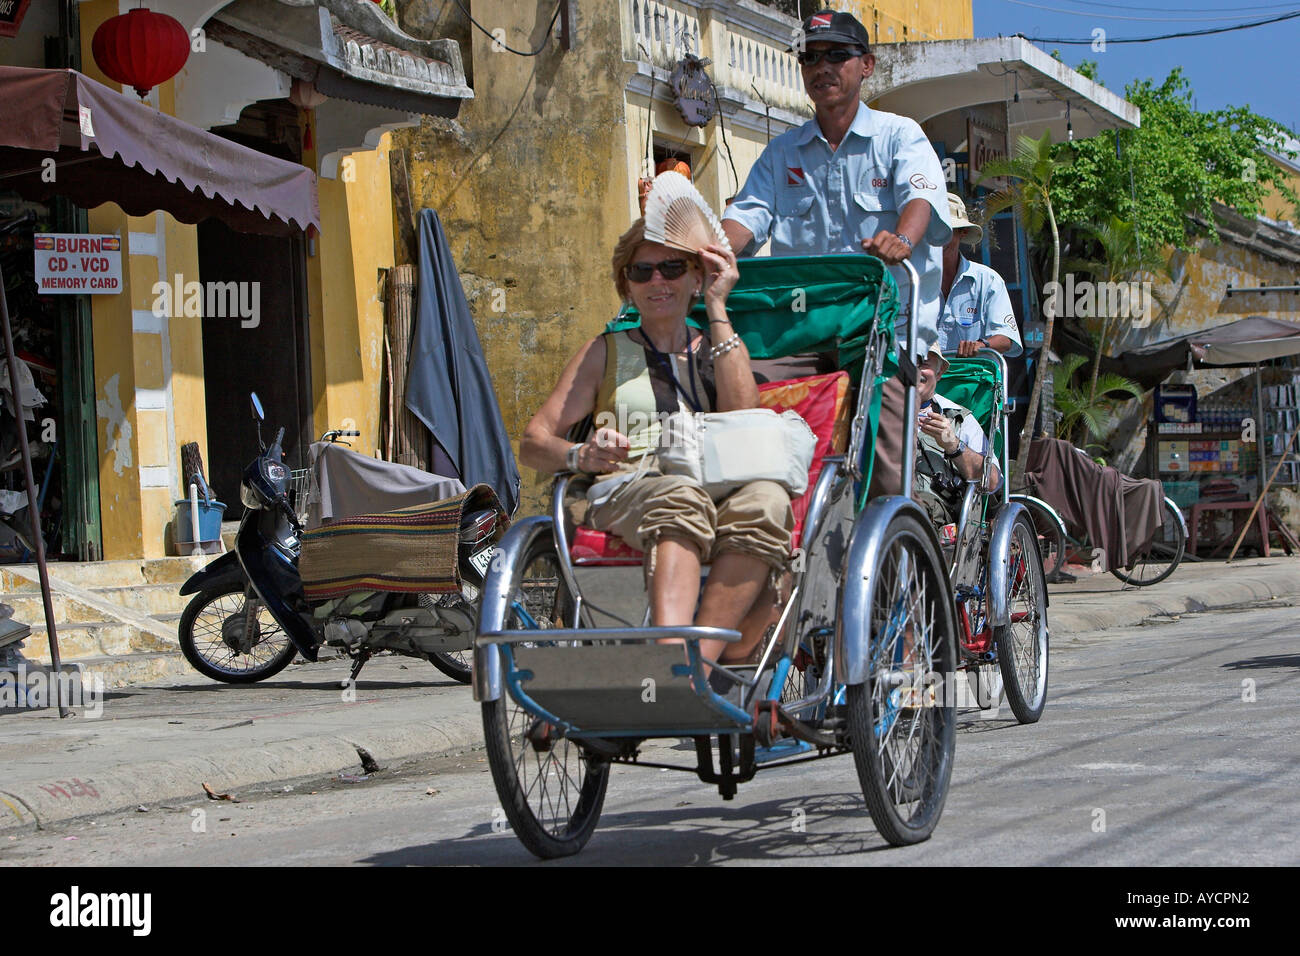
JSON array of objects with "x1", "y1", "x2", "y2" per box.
[{"x1": 709, "y1": 332, "x2": 742, "y2": 359}]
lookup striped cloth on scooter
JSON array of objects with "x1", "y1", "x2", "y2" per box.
[{"x1": 298, "y1": 483, "x2": 505, "y2": 601}]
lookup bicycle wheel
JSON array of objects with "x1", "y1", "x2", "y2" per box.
[
  {"x1": 995, "y1": 513, "x2": 1049, "y2": 723},
  {"x1": 1110, "y1": 498, "x2": 1186, "y2": 587},
  {"x1": 427, "y1": 648, "x2": 473, "y2": 683},
  {"x1": 178, "y1": 583, "x2": 298, "y2": 683},
  {"x1": 1016, "y1": 497, "x2": 1066, "y2": 579},
  {"x1": 847, "y1": 512, "x2": 957, "y2": 846},
  {"x1": 481, "y1": 527, "x2": 609, "y2": 859},
  {"x1": 967, "y1": 598, "x2": 1003, "y2": 712}
]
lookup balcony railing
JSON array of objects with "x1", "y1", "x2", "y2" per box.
[
  {"x1": 628, "y1": 0, "x2": 704, "y2": 66},
  {"x1": 624, "y1": 0, "x2": 811, "y2": 119}
]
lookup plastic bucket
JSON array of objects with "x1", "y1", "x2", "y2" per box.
[{"x1": 174, "y1": 499, "x2": 226, "y2": 543}]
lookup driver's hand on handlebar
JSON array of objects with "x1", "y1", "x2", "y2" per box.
[
  {"x1": 956, "y1": 339, "x2": 985, "y2": 357},
  {"x1": 861, "y1": 230, "x2": 913, "y2": 265},
  {"x1": 579, "y1": 428, "x2": 630, "y2": 473}
]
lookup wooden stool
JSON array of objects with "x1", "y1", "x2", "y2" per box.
[{"x1": 1189, "y1": 500, "x2": 1270, "y2": 558}]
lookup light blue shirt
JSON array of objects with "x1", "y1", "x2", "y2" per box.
[
  {"x1": 722, "y1": 104, "x2": 952, "y2": 357},
  {"x1": 938, "y1": 256, "x2": 1023, "y2": 358}
]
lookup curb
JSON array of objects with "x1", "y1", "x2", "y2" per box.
[
  {"x1": 1048, "y1": 564, "x2": 1300, "y2": 636},
  {"x1": 0, "y1": 708, "x2": 485, "y2": 833}
]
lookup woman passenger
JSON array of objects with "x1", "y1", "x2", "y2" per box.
[{"x1": 520, "y1": 219, "x2": 793, "y2": 667}]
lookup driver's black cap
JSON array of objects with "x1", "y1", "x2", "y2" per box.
[{"x1": 790, "y1": 10, "x2": 872, "y2": 54}]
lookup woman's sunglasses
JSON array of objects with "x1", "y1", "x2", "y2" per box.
[
  {"x1": 624, "y1": 259, "x2": 690, "y2": 283},
  {"x1": 797, "y1": 47, "x2": 864, "y2": 66}
]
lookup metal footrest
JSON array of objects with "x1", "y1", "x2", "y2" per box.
[{"x1": 502, "y1": 641, "x2": 753, "y2": 737}]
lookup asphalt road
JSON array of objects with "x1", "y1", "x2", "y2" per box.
[{"x1": 6, "y1": 603, "x2": 1298, "y2": 866}]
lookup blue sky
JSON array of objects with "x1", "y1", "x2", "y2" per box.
[{"x1": 973, "y1": 0, "x2": 1300, "y2": 136}]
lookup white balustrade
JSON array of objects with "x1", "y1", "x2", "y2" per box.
[
  {"x1": 629, "y1": 0, "x2": 704, "y2": 70},
  {"x1": 625, "y1": 0, "x2": 809, "y2": 118}
]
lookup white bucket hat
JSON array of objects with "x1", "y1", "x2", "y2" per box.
[
  {"x1": 947, "y1": 193, "x2": 983, "y2": 245},
  {"x1": 925, "y1": 342, "x2": 950, "y2": 375}
]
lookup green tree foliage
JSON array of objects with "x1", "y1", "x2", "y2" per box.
[
  {"x1": 1062, "y1": 216, "x2": 1170, "y2": 404},
  {"x1": 1050, "y1": 68, "x2": 1297, "y2": 253},
  {"x1": 1054, "y1": 353, "x2": 1144, "y2": 447},
  {"x1": 980, "y1": 130, "x2": 1071, "y2": 483}
]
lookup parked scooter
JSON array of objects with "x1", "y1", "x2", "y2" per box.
[{"x1": 177, "y1": 394, "x2": 498, "y2": 685}]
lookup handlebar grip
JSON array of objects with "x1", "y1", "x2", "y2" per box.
[
  {"x1": 272, "y1": 426, "x2": 285, "y2": 447},
  {"x1": 277, "y1": 495, "x2": 303, "y2": 533},
  {"x1": 342, "y1": 430, "x2": 360, "y2": 436}
]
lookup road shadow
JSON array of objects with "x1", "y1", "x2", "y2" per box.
[
  {"x1": 1220, "y1": 654, "x2": 1300, "y2": 671},
  {"x1": 361, "y1": 790, "x2": 911, "y2": 866},
  {"x1": 152, "y1": 677, "x2": 462, "y2": 693},
  {"x1": 955, "y1": 711, "x2": 1022, "y2": 733}
]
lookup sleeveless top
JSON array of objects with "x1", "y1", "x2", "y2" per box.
[{"x1": 593, "y1": 329, "x2": 717, "y2": 461}]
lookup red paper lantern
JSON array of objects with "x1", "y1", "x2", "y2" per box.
[{"x1": 92, "y1": 7, "x2": 190, "y2": 99}]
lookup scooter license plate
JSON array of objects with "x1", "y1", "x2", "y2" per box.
[{"x1": 468, "y1": 544, "x2": 495, "y2": 578}]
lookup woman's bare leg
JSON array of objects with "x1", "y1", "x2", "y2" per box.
[
  {"x1": 649, "y1": 536, "x2": 702, "y2": 627},
  {"x1": 695, "y1": 551, "x2": 769, "y2": 663},
  {"x1": 719, "y1": 571, "x2": 788, "y2": 664}
]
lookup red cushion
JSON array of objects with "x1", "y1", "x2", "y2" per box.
[
  {"x1": 570, "y1": 525, "x2": 644, "y2": 566},
  {"x1": 758, "y1": 371, "x2": 851, "y2": 549},
  {"x1": 568, "y1": 371, "x2": 851, "y2": 564}
]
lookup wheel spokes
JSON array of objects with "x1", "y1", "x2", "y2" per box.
[
  {"x1": 870, "y1": 533, "x2": 946, "y2": 815},
  {"x1": 190, "y1": 592, "x2": 290, "y2": 675}
]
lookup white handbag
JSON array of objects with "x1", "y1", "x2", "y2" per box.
[{"x1": 657, "y1": 407, "x2": 817, "y2": 498}]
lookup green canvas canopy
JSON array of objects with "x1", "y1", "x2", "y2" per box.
[
  {"x1": 608, "y1": 254, "x2": 898, "y2": 381},
  {"x1": 938, "y1": 355, "x2": 1005, "y2": 459}
]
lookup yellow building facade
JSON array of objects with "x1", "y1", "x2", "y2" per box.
[
  {"x1": 398, "y1": 0, "x2": 975, "y2": 512},
  {"x1": 2, "y1": 0, "x2": 464, "y2": 560}
]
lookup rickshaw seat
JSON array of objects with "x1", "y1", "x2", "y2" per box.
[{"x1": 568, "y1": 371, "x2": 852, "y2": 566}]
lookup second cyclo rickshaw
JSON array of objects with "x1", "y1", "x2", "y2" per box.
[
  {"x1": 933, "y1": 349, "x2": 1050, "y2": 724},
  {"x1": 473, "y1": 256, "x2": 1045, "y2": 859}
]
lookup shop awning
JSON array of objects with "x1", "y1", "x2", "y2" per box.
[
  {"x1": 1106, "y1": 316, "x2": 1300, "y2": 387},
  {"x1": 0, "y1": 65, "x2": 319, "y2": 236}
]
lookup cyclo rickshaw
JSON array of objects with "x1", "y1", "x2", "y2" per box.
[
  {"x1": 473, "y1": 256, "x2": 1047, "y2": 859},
  {"x1": 932, "y1": 348, "x2": 1050, "y2": 724}
]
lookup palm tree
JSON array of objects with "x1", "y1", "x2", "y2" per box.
[
  {"x1": 1054, "y1": 352, "x2": 1145, "y2": 447},
  {"x1": 1063, "y1": 216, "x2": 1169, "y2": 405},
  {"x1": 978, "y1": 131, "x2": 1072, "y2": 483}
]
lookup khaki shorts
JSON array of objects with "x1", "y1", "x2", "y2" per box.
[{"x1": 585, "y1": 458, "x2": 793, "y2": 572}]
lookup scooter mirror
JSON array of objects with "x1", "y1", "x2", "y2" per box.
[{"x1": 250, "y1": 393, "x2": 265, "y2": 422}]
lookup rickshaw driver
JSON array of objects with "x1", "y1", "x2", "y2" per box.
[
  {"x1": 939, "y1": 193, "x2": 1023, "y2": 359},
  {"x1": 721, "y1": 8, "x2": 952, "y2": 499},
  {"x1": 914, "y1": 344, "x2": 1002, "y2": 529}
]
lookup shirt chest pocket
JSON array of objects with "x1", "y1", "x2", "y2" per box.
[
  {"x1": 852, "y1": 190, "x2": 894, "y2": 214},
  {"x1": 777, "y1": 190, "x2": 815, "y2": 217}
]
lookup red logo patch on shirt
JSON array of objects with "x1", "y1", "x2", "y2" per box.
[
  {"x1": 909, "y1": 173, "x2": 938, "y2": 190},
  {"x1": 810, "y1": 13, "x2": 832, "y2": 28},
  {"x1": 786, "y1": 166, "x2": 806, "y2": 186}
]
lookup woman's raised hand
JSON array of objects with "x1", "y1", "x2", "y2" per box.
[
  {"x1": 579, "y1": 427, "x2": 631, "y2": 473},
  {"x1": 699, "y1": 242, "x2": 739, "y2": 306}
]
